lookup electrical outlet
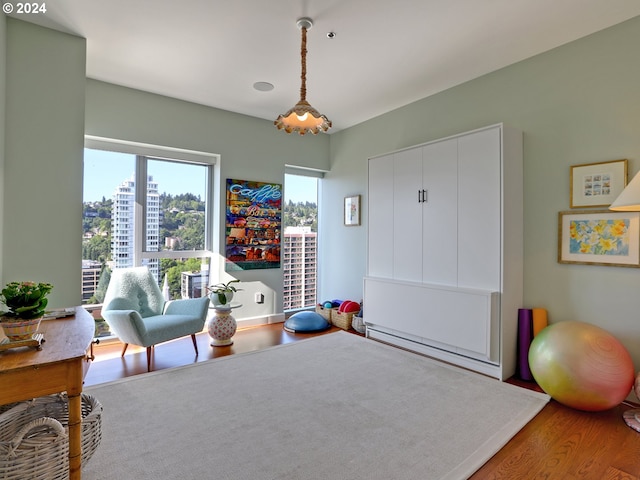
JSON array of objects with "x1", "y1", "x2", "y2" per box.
[{"x1": 254, "y1": 292, "x2": 264, "y2": 304}]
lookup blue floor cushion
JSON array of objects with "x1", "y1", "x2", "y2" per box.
[{"x1": 283, "y1": 311, "x2": 330, "y2": 333}]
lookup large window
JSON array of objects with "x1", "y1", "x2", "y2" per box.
[
  {"x1": 283, "y1": 172, "x2": 319, "y2": 311},
  {"x1": 82, "y1": 138, "x2": 216, "y2": 303}
]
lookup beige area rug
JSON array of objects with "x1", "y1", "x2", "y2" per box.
[{"x1": 83, "y1": 331, "x2": 549, "y2": 480}]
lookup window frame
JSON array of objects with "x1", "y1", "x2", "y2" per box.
[{"x1": 84, "y1": 135, "x2": 218, "y2": 277}]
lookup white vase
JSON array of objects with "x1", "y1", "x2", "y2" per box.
[
  {"x1": 207, "y1": 307, "x2": 237, "y2": 346},
  {"x1": 209, "y1": 290, "x2": 234, "y2": 307}
]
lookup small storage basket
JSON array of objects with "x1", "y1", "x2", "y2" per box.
[
  {"x1": 315, "y1": 305, "x2": 336, "y2": 322},
  {"x1": 331, "y1": 310, "x2": 355, "y2": 331},
  {"x1": 0, "y1": 393, "x2": 103, "y2": 479}
]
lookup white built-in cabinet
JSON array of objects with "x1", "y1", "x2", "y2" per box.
[{"x1": 364, "y1": 124, "x2": 523, "y2": 380}]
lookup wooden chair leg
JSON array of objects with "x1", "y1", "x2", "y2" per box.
[
  {"x1": 121, "y1": 343, "x2": 129, "y2": 357},
  {"x1": 191, "y1": 334, "x2": 199, "y2": 356},
  {"x1": 146, "y1": 346, "x2": 153, "y2": 372}
]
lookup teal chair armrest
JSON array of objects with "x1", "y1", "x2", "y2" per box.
[
  {"x1": 163, "y1": 297, "x2": 209, "y2": 319},
  {"x1": 101, "y1": 309, "x2": 148, "y2": 346}
]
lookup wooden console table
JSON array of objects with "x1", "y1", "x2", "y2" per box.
[{"x1": 0, "y1": 307, "x2": 94, "y2": 480}]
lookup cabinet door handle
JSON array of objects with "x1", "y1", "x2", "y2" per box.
[
  {"x1": 422, "y1": 189, "x2": 427, "y2": 203},
  {"x1": 418, "y1": 190, "x2": 422, "y2": 203}
]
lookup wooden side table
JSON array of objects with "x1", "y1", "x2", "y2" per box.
[{"x1": 0, "y1": 307, "x2": 94, "y2": 480}]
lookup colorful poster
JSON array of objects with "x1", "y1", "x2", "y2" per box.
[{"x1": 225, "y1": 179, "x2": 282, "y2": 271}]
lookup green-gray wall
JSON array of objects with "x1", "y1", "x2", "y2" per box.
[
  {"x1": 320, "y1": 15, "x2": 640, "y2": 368},
  {"x1": 3, "y1": 18, "x2": 85, "y2": 309},
  {"x1": 0, "y1": 14, "x2": 6, "y2": 284}
]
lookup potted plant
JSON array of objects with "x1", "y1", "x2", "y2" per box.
[
  {"x1": 0, "y1": 281, "x2": 53, "y2": 341},
  {"x1": 207, "y1": 279, "x2": 240, "y2": 307}
]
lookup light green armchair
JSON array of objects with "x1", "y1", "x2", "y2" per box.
[{"x1": 102, "y1": 266, "x2": 209, "y2": 371}]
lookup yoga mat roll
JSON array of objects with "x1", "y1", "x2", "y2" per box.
[
  {"x1": 517, "y1": 308, "x2": 534, "y2": 381},
  {"x1": 532, "y1": 308, "x2": 548, "y2": 337}
]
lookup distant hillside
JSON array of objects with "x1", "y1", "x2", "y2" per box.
[{"x1": 284, "y1": 200, "x2": 317, "y2": 231}]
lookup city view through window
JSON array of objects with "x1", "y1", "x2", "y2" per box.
[
  {"x1": 283, "y1": 174, "x2": 318, "y2": 310},
  {"x1": 82, "y1": 148, "x2": 210, "y2": 306},
  {"x1": 82, "y1": 149, "x2": 319, "y2": 314}
]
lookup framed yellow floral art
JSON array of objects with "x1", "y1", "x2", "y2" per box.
[{"x1": 558, "y1": 210, "x2": 640, "y2": 267}]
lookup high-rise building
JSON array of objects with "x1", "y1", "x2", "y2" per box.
[
  {"x1": 180, "y1": 271, "x2": 208, "y2": 299},
  {"x1": 283, "y1": 227, "x2": 317, "y2": 310},
  {"x1": 81, "y1": 259, "x2": 102, "y2": 304},
  {"x1": 111, "y1": 174, "x2": 160, "y2": 279}
]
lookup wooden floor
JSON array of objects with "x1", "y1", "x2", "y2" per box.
[{"x1": 85, "y1": 324, "x2": 640, "y2": 479}]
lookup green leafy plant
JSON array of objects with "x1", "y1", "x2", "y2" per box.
[
  {"x1": 207, "y1": 279, "x2": 241, "y2": 305},
  {"x1": 0, "y1": 281, "x2": 54, "y2": 320}
]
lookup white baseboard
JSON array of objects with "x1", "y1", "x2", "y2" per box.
[
  {"x1": 366, "y1": 327, "x2": 504, "y2": 380},
  {"x1": 236, "y1": 313, "x2": 285, "y2": 328}
]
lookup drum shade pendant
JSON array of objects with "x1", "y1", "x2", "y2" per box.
[{"x1": 274, "y1": 18, "x2": 331, "y2": 135}]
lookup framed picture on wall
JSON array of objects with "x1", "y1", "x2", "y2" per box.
[
  {"x1": 224, "y1": 178, "x2": 282, "y2": 271},
  {"x1": 558, "y1": 209, "x2": 640, "y2": 267},
  {"x1": 344, "y1": 195, "x2": 361, "y2": 226},
  {"x1": 570, "y1": 159, "x2": 628, "y2": 208}
]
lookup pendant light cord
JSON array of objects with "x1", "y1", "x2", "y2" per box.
[{"x1": 299, "y1": 26, "x2": 307, "y2": 102}]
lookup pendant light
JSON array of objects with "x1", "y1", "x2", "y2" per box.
[{"x1": 274, "y1": 17, "x2": 332, "y2": 135}]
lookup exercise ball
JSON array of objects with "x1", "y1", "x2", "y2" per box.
[
  {"x1": 283, "y1": 311, "x2": 330, "y2": 333},
  {"x1": 529, "y1": 321, "x2": 634, "y2": 411}
]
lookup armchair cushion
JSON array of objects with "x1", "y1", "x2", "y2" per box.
[
  {"x1": 103, "y1": 266, "x2": 164, "y2": 317},
  {"x1": 103, "y1": 310, "x2": 208, "y2": 348},
  {"x1": 164, "y1": 297, "x2": 209, "y2": 317}
]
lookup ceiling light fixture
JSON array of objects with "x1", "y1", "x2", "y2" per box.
[
  {"x1": 274, "y1": 17, "x2": 331, "y2": 135},
  {"x1": 253, "y1": 81, "x2": 274, "y2": 92}
]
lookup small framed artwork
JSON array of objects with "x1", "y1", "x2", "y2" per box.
[
  {"x1": 558, "y1": 210, "x2": 640, "y2": 267},
  {"x1": 344, "y1": 195, "x2": 361, "y2": 226},
  {"x1": 570, "y1": 159, "x2": 628, "y2": 208}
]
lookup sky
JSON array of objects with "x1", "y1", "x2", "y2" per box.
[
  {"x1": 284, "y1": 174, "x2": 318, "y2": 204},
  {"x1": 83, "y1": 149, "x2": 134, "y2": 201},
  {"x1": 83, "y1": 148, "x2": 318, "y2": 204},
  {"x1": 83, "y1": 149, "x2": 207, "y2": 201}
]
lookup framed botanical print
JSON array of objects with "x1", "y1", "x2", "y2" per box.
[{"x1": 344, "y1": 195, "x2": 361, "y2": 226}]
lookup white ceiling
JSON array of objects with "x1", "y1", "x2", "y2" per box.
[{"x1": 10, "y1": 1, "x2": 640, "y2": 133}]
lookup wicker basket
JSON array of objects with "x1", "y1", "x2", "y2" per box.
[
  {"x1": 0, "y1": 393, "x2": 103, "y2": 479},
  {"x1": 315, "y1": 305, "x2": 336, "y2": 322},
  {"x1": 332, "y1": 310, "x2": 355, "y2": 331}
]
